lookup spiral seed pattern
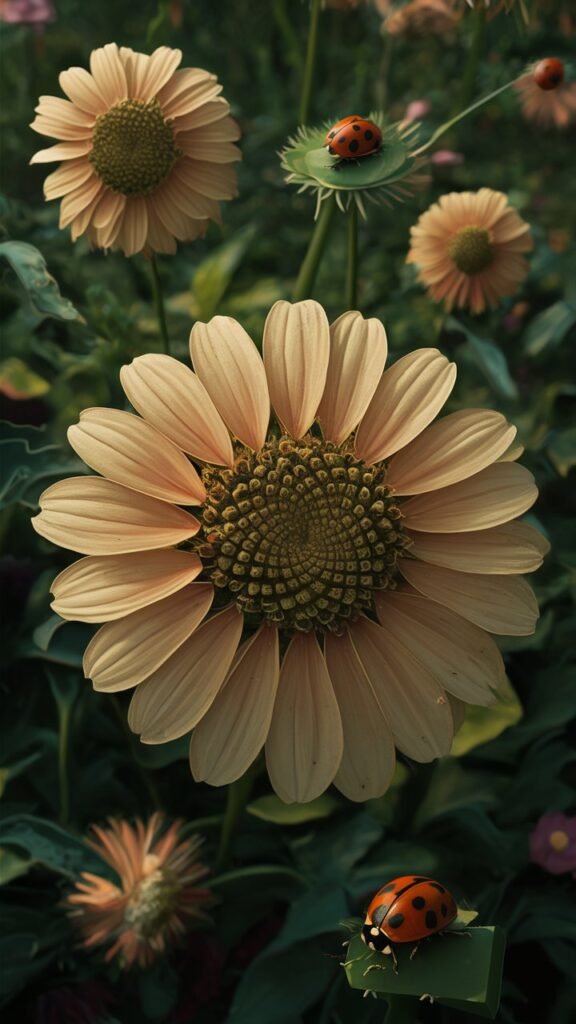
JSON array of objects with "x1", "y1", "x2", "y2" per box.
[{"x1": 90, "y1": 99, "x2": 180, "y2": 195}]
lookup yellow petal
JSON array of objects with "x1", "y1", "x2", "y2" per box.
[
  {"x1": 401, "y1": 463, "x2": 538, "y2": 533},
  {"x1": 406, "y1": 521, "x2": 550, "y2": 574},
  {"x1": 317, "y1": 312, "x2": 388, "y2": 445},
  {"x1": 263, "y1": 300, "x2": 330, "y2": 439}
]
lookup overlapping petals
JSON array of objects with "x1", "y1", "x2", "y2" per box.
[{"x1": 33, "y1": 300, "x2": 547, "y2": 803}]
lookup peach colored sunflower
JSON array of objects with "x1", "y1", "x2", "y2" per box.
[
  {"x1": 30, "y1": 43, "x2": 240, "y2": 256},
  {"x1": 513, "y1": 72, "x2": 576, "y2": 129},
  {"x1": 32, "y1": 301, "x2": 548, "y2": 803},
  {"x1": 407, "y1": 188, "x2": 533, "y2": 314},
  {"x1": 67, "y1": 814, "x2": 212, "y2": 969}
]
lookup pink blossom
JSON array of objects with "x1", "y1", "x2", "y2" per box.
[
  {"x1": 431, "y1": 149, "x2": 465, "y2": 166},
  {"x1": 404, "y1": 99, "x2": 432, "y2": 122},
  {"x1": 0, "y1": 0, "x2": 55, "y2": 24},
  {"x1": 529, "y1": 813, "x2": 576, "y2": 876}
]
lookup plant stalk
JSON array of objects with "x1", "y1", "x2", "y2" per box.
[
  {"x1": 414, "y1": 79, "x2": 518, "y2": 158},
  {"x1": 58, "y1": 703, "x2": 71, "y2": 826},
  {"x1": 346, "y1": 201, "x2": 359, "y2": 310},
  {"x1": 299, "y1": 0, "x2": 322, "y2": 126},
  {"x1": 458, "y1": 5, "x2": 487, "y2": 114},
  {"x1": 150, "y1": 253, "x2": 171, "y2": 355},
  {"x1": 292, "y1": 194, "x2": 336, "y2": 301},
  {"x1": 216, "y1": 765, "x2": 258, "y2": 871}
]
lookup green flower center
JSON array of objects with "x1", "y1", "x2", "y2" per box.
[
  {"x1": 89, "y1": 99, "x2": 180, "y2": 196},
  {"x1": 198, "y1": 436, "x2": 409, "y2": 633},
  {"x1": 549, "y1": 829, "x2": 569, "y2": 853},
  {"x1": 448, "y1": 226, "x2": 494, "y2": 275},
  {"x1": 124, "y1": 867, "x2": 179, "y2": 939}
]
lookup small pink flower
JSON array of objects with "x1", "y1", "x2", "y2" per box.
[
  {"x1": 529, "y1": 813, "x2": 576, "y2": 876},
  {"x1": 431, "y1": 149, "x2": 465, "y2": 167},
  {"x1": 404, "y1": 99, "x2": 432, "y2": 122},
  {"x1": 0, "y1": 0, "x2": 54, "y2": 24}
]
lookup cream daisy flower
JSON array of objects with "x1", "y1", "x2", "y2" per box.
[
  {"x1": 407, "y1": 188, "x2": 533, "y2": 314},
  {"x1": 30, "y1": 43, "x2": 240, "y2": 256},
  {"x1": 32, "y1": 301, "x2": 548, "y2": 803},
  {"x1": 67, "y1": 814, "x2": 212, "y2": 969},
  {"x1": 514, "y1": 72, "x2": 576, "y2": 129}
]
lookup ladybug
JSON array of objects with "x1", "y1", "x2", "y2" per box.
[
  {"x1": 325, "y1": 115, "x2": 382, "y2": 161},
  {"x1": 361, "y1": 875, "x2": 458, "y2": 971},
  {"x1": 533, "y1": 58, "x2": 564, "y2": 91}
]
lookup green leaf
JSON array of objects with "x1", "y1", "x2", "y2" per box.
[
  {"x1": 0, "y1": 357, "x2": 50, "y2": 399},
  {"x1": 0, "y1": 847, "x2": 33, "y2": 885},
  {"x1": 0, "y1": 814, "x2": 110, "y2": 878},
  {"x1": 546, "y1": 427, "x2": 576, "y2": 477},
  {"x1": 191, "y1": 224, "x2": 257, "y2": 321},
  {"x1": 0, "y1": 750, "x2": 43, "y2": 798},
  {"x1": 265, "y1": 884, "x2": 348, "y2": 956},
  {"x1": 344, "y1": 927, "x2": 505, "y2": 1019},
  {"x1": 448, "y1": 318, "x2": 518, "y2": 400},
  {"x1": 450, "y1": 674, "x2": 522, "y2": 757},
  {"x1": 0, "y1": 421, "x2": 87, "y2": 509},
  {"x1": 0, "y1": 240, "x2": 83, "y2": 322},
  {"x1": 228, "y1": 938, "x2": 337, "y2": 1024},
  {"x1": 523, "y1": 301, "x2": 576, "y2": 357},
  {"x1": 247, "y1": 792, "x2": 340, "y2": 825},
  {"x1": 19, "y1": 620, "x2": 94, "y2": 668}
]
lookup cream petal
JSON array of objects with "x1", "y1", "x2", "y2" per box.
[
  {"x1": 89, "y1": 44, "x2": 127, "y2": 106},
  {"x1": 171, "y1": 97, "x2": 230, "y2": 131},
  {"x1": 355, "y1": 349, "x2": 456, "y2": 465},
  {"x1": 498, "y1": 441, "x2": 524, "y2": 462},
  {"x1": 386, "y1": 410, "x2": 517, "y2": 495},
  {"x1": 30, "y1": 109, "x2": 94, "y2": 141},
  {"x1": 116, "y1": 196, "x2": 148, "y2": 257},
  {"x1": 401, "y1": 462, "x2": 538, "y2": 533},
  {"x1": 84, "y1": 583, "x2": 213, "y2": 691},
  {"x1": 127, "y1": 606, "x2": 243, "y2": 743},
  {"x1": 59, "y1": 176, "x2": 104, "y2": 228},
  {"x1": 92, "y1": 190, "x2": 126, "y2": 231},
  {"x1": 406, "y1": 521, "x2": 550, "y2": 574},
  {"x1": 120, "y1": 353, "x2": 233, "y2": 466},
  {"x1": 398, "y1": 560, "x2": 540, "y2": 635},
  {"x1": 375, "y1": 590, "x2": 503, "y2": 705},
  {"x1": 137, "y1": 46, "x2": 182, "y2": 102},
  {"x1": 349, "y1": 616, "x2": 454, "y2": 762},
  {"x1": 263, "y1": 300, "x2": 330, "y2": 440},
  {"x1": 50, "y1": 550, "x2": 202, "y2": 622},
  {"x1": 189, "y1": 625, "x2": 280, "y2": 785},
  {"x1": 69, "y1": 184, "x2": 106, "y2": 240},
  {"x1": 118, "y1": 46, "x2": 148, "y2": 96},
  {"x1": 177, "y1": 159, "x2": 237, "y2": 199},
  {"x1": 67, "y1": 408, "x2": 205, "y2": 505},
  {"x1": 182, "y1": 119, "x2": 241, "y2": 144},
  {"x1": 59, "y1": 67, "x2": 108, "y2": 115},
  {"x1": 32, "y1": 477, "x2": 199, "y2": 555},
  {"x1": 324, "y1": 631, "x2": 396, "y2": 802},
  {"x1": 30, "y1": 141, "x2": 92, "y2": 164},
  {"x1": 43, "y1": 159, "x2": 95, "y2": 200},
  {"x1": 265, "y1": 632, "x2": 343, "y2": 804},
  {"x1": 156, "y1": 68, "x2": 218, "y2": 118},
  {"x1": 189, "y1": 317, "x2": 269, "y2": 450},
  {"x1": 316, "y1": 312, "x2": 388, "y2": 445}
]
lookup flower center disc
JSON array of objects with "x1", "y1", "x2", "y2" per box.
[
  {"x1": 199, "y1": 437, "x2": 409, "y2": 633},
  {"x1": 448, "y1": 225, "x2": 494, "y2": 275},
  {"x1": 549, "y1": 829, "x2": 569, "y2": 853},
  {"x1": 125, "y1": 868, "x2": 178, "y2": 939},
  {"x1": 90, "y1": 99, "x2": 180, "y2": 195}
]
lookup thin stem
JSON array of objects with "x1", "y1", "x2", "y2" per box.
[
  {"x1": 385, "y1": 995, "x2": 419, "y2": 1024},
  {"x1": 457, "y1": 5, "x2": 487, "y2": 115},
  {"x1": 414, "y1": 78, "x2": 517, "y2": 157},
  {"x1": 292, "y1": 194, "x2": 337, "y2": 301},
  {"x1": 58, "y1": 703, "x2": 71, "y2": 826},
  {"x1": 110, "y1": 696, "x2": 161, "y2": 808},
  {"x1": 273, "y1": 0, "x2": 304, "y2": 75},
  {"x1": 299, "y1": 0, "x2": 322, "y2": 126},
  {"x1": 345, "y1": 202, "x2": 359, "y2": 311},
  {"x1": 216, "y1": 765, "x2": 258, "y2": 871},
  {"x1": 150, "y1": 253, "x2": 171, "y2": 355}
]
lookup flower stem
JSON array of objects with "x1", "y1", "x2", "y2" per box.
[
  {"x1": 385, "y1": 995, "x2": 419, "y2": 1023},
  {"x1": 57, "y1": 702, "x2": 71, "y2": 826},
  {"x1": 346, "y1": 202, "x2": 359, "y2": 310},
  {"x1": 292, "y1": 194, "x2": 336, "y2": 301},
  {"x1": 299, "y1": 0, "x2": 322, "y2": 126},
  {"x1": 273, "y1": 0, "x2": 304, "y2": 75},
  {"x1": 216, "y1": 765, "x2": 258, "y2": 871},
  {"x1": 458, "y1": 5, "x2": 487, "y2": 114},
  {"x1": 150, "y1": 253, "x2": 171, "y2": 356},
  {"x1": 414, "y1": 78, "x2": 517, "y2": 157}
]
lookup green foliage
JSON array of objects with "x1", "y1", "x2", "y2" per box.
[{"x1": 0, "y1": 241, "x2": 83, "y2": 322}]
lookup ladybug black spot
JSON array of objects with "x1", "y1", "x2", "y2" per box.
[
  {"x1": 338, "y1": 136, "x2": 347, "y2": 145},
  {"x1": 364, "y1": 129, "x2": 374, "y2": 140},
  {"x1": 348, "y1": 140, "x2": 359, "y2": 153},
  {"x1": 412, "y1": 876, "x2": 428, "y2": 883},
  {"x1": 412, "y1": 896, "x2": 426, "y2": 910},
  {"x1": 430, "y1": 883, "x2": 446, "y2": 894},
  {"x1": 441, "y1": 903, "x2": 448, "y2": 917},
  {"x1": 352, "y1": 123, "x2": 361, "y2": 131},
  {"x1": 425, "y1": 910, "x2": 438, "y2": 930},
  {"x1": 387, "y1": 913, "x2": 405, "y2": 930},
  {"x1": 372, "y1": 904, "x2": 388, "y2": 927},
  {"x1": 328, "y1": 146, "x2": 336, "y2": 155}
]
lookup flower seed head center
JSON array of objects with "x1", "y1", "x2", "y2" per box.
[
  {"x1": 198, "y1": 436, "x2": 409, "y2": 633},
  {"x1": 549, "y1": 829, "x2": 569, "y2": 853},
  {"x1": 125, "y1": 867, "x2": 179, "y2": 939},
  {"x1": 90, "y1": 99, "x2": 180, "y2": 195},
  {"x1": 448, "y1": 225, "x2": 494, "y2": 275}
]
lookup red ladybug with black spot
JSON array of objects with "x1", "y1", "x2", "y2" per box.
[
  {"x1": 361, "y1": 875, "x2": 458, "y2": 970},
  {"x1": 325, "y1": 115, "x2": 383, "y2": 162},
  {"x1": 533, "y1": 58, "x2": 565, "y2": 91}
]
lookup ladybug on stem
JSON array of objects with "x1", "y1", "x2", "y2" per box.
[
  {"x1": 325, "y1": 115, "x2": 383, "y2": 164},
  {"x1": 360, "y1": 875, "x2": 458, "y2": 972},
  {"x1": 533, "y1": 58, "x2": 565, "y2": 91}
]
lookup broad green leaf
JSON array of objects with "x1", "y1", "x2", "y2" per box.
[
  {"x1": 0, "y1": 421, "x2": 86, "y2": 509},
  {"x1": 191, "y1": 224, "x2": 257, "y2": 320},
  {"x1": 265, "y1": 884, "x2": 348, "y2": 956},
  {"x1": 291, "y1": 811, "x2": 383, "y2": 882},
  {"x1": 0, "y1": 814, "x2": 110, "y2": 878},
  {"x1": 450, "y1": 675, "x2": 522, "y2": 757},
  {"x1": 448, "y1": 318, "x2": 518, "y2": 400},
  {"x1": 0, "y1": 847, "x2": 33, "y2": 885},
  {"x1": 0, "y1": 240, "x2": 83, "y2": 322},
  {"x1": 19, "y1": 620, "x2": 94, "y2": 668},
  {"x1": 344, "y1": 928, "x2": 505, "y2": 1019},
  {"x1": 247, "y1": 792, "x2": 340, "y2": 825},
  {"x1": 546, "y1": 427, "x2": 576, "y2": 477},
  {"x1": 0, "y1": 357, "x2": 50, "y2": 399},
  {"x1": 0, "y1": 751, "x2": 42, "y2": 798},
  {"x1": 523, "y1": 301, "x2": 576, "y2": 357},
  {"x1": 228, "y1": 938, "x2": 337, "y2": 1024}
]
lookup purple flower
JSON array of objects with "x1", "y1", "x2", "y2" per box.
[{"x1": 529, "y1": 813, "x2": 576, "y2": 876}]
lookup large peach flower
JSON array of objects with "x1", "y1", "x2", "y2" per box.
[
  {"x1": 30, "y1": 43, "x2": 240, "y2": 256},
  {"x1": 67, "y1": 814, "x2": 212, "y2": 968},
  {"x1": 407, "y1": 188, "x2": 533, "y2": 314},
  {"x1": 32, "y1": 301, "x2": 548, "y2": 803}
]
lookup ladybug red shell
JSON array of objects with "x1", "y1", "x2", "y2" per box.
[
  {"x1": 361, "y1": 875, "x2": 458, "y2": 952},
  {"x1": 325, "y1": 116, "x2": 383, "y2": 160},
  {"x1": 533, "y1": 58, "x2": 564, "y2": 91}
]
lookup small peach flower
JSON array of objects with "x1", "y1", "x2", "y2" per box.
[
  {"x1": 407, "y1": 188, "x2": 533, "y2": 314},
  {"x1": 32, "y1": 301, "x2": 548, "y2": 804},
  {"x1": 67, "y1": 814, "x2": 212, "y2": 968},
  {"x1": 383, "y1": 0, "x2": 461, "y2": 37},
  {"x1": 30, "y1": 43, "x2": 240, "y2": 256},
  {"x1": 514, "y1": 72, "x2": 576, "y2": 129},
  {"x1": 529, "y1": 813, "x2": 576, "y2": 876}
]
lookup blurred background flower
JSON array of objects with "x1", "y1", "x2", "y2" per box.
[{"x1": 529, "y1": 813, "x2": 576, "y2": 876}]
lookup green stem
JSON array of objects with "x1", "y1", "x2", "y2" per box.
[
  {"x1": 415, "y1": 78, "x2": 518, "y2": 157},
  {"x1": 299, "y1": 0, "x2": 322, "y2": 126},
  {"x1": 57, "y1": 703, "x2": 71, "y2": 826},
  {"x1": 346, "y1": 202, "x2": 359, "y2": 311},
  {"x1": 292, "y1": 194, "x2": 336, "y2": 301},
  {"x1": 110, "y1": 696, "x2": 161, "y2": 808},
  {"x1": 216, "y1": 765, "x2": 258, "y2": 871},
  {"x1": 273, "y1": 0, "x2": 304, "y2": 75},
  {"x1": 457, "y1": 5, "x2": 487, "y2": 114},
  {"x1": 150, "y1": 253, "x2": 171, "y2": 355},
  {"x1": 385, "y1": 995, "x2": 419, "y2": 1024}
]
